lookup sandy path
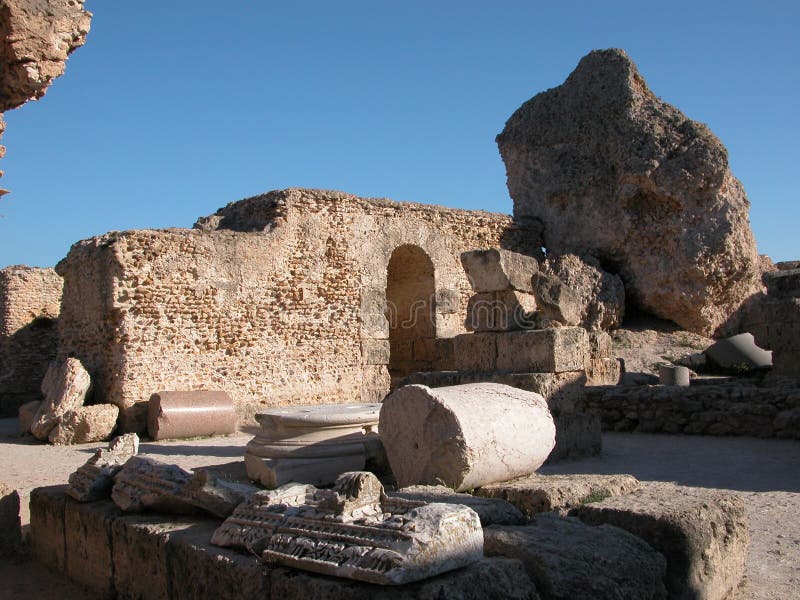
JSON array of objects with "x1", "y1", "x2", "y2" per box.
[{"x1": 1, "y1": 420, "x2": 798, "y2": 598}]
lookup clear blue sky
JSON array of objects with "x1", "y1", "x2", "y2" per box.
[{"x1": 1, "y1": 1, "x2": 798, "y2": 267}]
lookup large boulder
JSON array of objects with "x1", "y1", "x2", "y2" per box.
[
  {"x1": 497, "y1": 48, "x2": 762, "y2": 336},
  {"x1": 30, "y1": 357, "x2": 92, "y2": 440}
]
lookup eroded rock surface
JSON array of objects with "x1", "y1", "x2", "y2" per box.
[
  {"x1": 0, "y1": 0, "x2": 92, "y2": 190},
  {"x1": 30, "y1": 357, "x2": 92, "y2": 440},
  {"x1": 48, "y1": 403, "x2": 118, "y2": 445},
  {"x1": 498, "y1": 48, "x2": 762, "y2": 336}
]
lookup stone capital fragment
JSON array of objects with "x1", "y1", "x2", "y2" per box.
[
  {"x1": 212, "y1": 471, "x2": 484, "y2": 585},
  {"x1": 66, "y1": 433, "x2": 139, "y2": 502}
]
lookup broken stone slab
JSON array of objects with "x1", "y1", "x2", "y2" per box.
[
  {"x1": 147, "y1": 390, "x2": 238, "y2": 441},
  {"x1": 111, "y1": 456, "x2": 257, "y2": 518},
  {"x1": 66, "y1": 433, "x2": 140, "y2": 502},
  {"x1": 18, "y1": 399, "x2": 41, "y2": 435},
  {"x1": 485, "y1": 516, "x2": 667, "y2": 600},
  {"x1": 49, "y1": 403, "x2": 119, "y2": 445},
  {"x1": 390, "y1": 485, "x2": 526, "y2": 526},
  {"x1": 496, "y1": 327, "x2": 589, "y2": 373},
  {"x1": 245, "y1": 403, "x2": 382, "y2": 488},
  {"x1": 379, "y1": 383, "x2": 555, "y2": 492},
  {"x1": 705, "y1": 332, "x2": 773, "y2": 372},
  {"x1": 531, "y1": 272, "x2": 583, "y2": 326},
  {"x1": 460, "y1": 248, "x2": 539, "y2": 293},
  {"x1": 453, "y1": 332, "x2": 498, "y2": 372},
  {"x1": 31, "y1": 357, "x2": 92, "y2": 440},
  {"x1": 466, "y1": 290, "x2": 538, "y2": 332},
  {"x1": 270, "y1": 557, "x2": 541, "y2": 599},
  {"x1": 0, "y1": 482, "x2": 22, "y2": 558},
  {"x1": 571, "y1": 483, "x2": 749, "y2": 600},
  {"x1": 475, "y1": 474, "x2": 641, "y2": 518},
  {"x1": 213, "y1": 471, "x2": 484, "y2": 585}
]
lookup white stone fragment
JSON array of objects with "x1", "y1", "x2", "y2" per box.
[{"x1": 379, "y1": 383, "x2": 556, "y2": 492}]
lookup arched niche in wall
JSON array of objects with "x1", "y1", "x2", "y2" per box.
[{"x1": 385, "y1": 244, "x2": 436, "y2": 387}]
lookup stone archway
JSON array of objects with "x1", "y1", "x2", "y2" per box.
[{"x1": 385, "y1": 245, "x2": 436, "y2": 387}]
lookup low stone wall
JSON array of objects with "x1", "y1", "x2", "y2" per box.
[
  {"x1": 29, "y1": 485, "x2": 537, "y2": 600},
  {"x1": 0, "y1": 266, "x2": 63, "y2": 416},
  {"x1": 585, "y1": 381, "x2": 800, "y2": 439}
]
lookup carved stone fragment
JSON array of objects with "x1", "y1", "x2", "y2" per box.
[
  {"x1": 245, "y1": 403, "x2": 382, "y2": 488},
  {"x1": 212, "y1": 471, "x2": 484, "y2": 585},
  {"x1": 110, "y1": 456, "x2": 258, "y2": 518},
  {"x1": 379, "y1": 384, "x2": 555, "y2": 491},
  {"x1": 66, "y1": 433, "x2": 139, "y2": 502},
  {"x1": 31, "y1": 357, "x2": 92, "y2": 440}
]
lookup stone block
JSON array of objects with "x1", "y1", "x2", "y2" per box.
[
  {"x1": 18, "y1": 399, "x2": 41, "y2": 434},
  {"x1": 49, "y1": 403, "x2": 119, "y2": 445},
  {"x1": 585, "y1": 358, "x2": 621, "y2": 386},
  {"x1": 485, "y1": 516, "x2": 667, "y2": 600},
  {"x1": 380, "y1": 383, "x2": 555, "y2": 491},
  {"x1": 476, "y1": 474, "x2": 641, "y2": 517},
  {"x1": 496, "y1": 327, "x2": 589, "y2": 373},
  {"x1": 466, "y1": 290, "x2": 537, "y2": 332},
  {"x1": 29, "y1": 485, "x2": 67, "y2": 572},
  {"x1": 361, "y1": 338, "x2": 390, "y2": 365},
  {"x1": 147, "y1": 391, "x2": 237, "y2": 441},
  {"x1": 435, "y1": 288, "x2": 462, "y2": 314},
  {"x1": 64, "y1": 497, "x2": 122, "y2": 596},
  {"x1": 391, "y1": 485, "x2": 526, "y2": 526},
  {"x1": 360, "y1": 312, "x2": 389, "y2": 339},
  {"x1": 549, "y1": 411, "x2": 601, "y2": 461},
  {"x1": 434, "y1": 337, "x2": 455, "y2": 370},
  {"x1": 269, "y1": 557, "x2": 540, "y2": 599},
  {"x1": 587, "y1": 331, "x2": 612, "y2": 358},
  {"x1": 764, "y1": 268, "x2": 800, "y2": 298},
  {"x1": 532, "y1": 272, "x2": 583, "y2": 326},
  {"x1": 169, "y1": 520, "x2": 271, "y2": 600},
  {"x1": 31, "y1": 357, "x2": 92, "y2": 440},
  {"x1": 413, "y1": 337, "x2": 435, "y2": 362},
  {"x1": 572, "y1": 483, "x2": 749, "y2": 600},
  {"x1": 453, "y1": 332, "x2": 498, "y2": 372},
  {"x1": 111, "y1": 515, "x2": 196, "y2": 600},
  {"x1": 0, "y1": 483, "x2": 22, "y2": 558},
  {"x1": 460, "y1": 248, "x2": 539, "y2": 293}
]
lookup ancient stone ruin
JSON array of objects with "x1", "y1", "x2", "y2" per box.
[
  {"x1": 0, "y1": 0, "x2": 91, "y2": 192},
  {"x1": 497, "y1": 48, "x2": 763, "y2": 336}
]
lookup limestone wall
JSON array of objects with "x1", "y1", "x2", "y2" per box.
[
  {"x1": 585, "y1": 381, "x2": 800, "y2": 439},
  {"x1": 0, "y1": 266, "x2": 62, "y2": 415},
  {"x1": 57, "y1": 188, "x2": 539, "y2": 432}
]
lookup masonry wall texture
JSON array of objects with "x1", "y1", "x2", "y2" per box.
[
  {"x1": 57, "y1": 188, "x2": 540, "y2": 432},
  {"x1": 0, "y1": 265, "x2": 62, "y2": 416}
]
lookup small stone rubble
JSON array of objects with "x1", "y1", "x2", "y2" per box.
[
  {"x1": 212, "y1": 471, "x2": 484, "y2": 585},
  {"x1": 66, "y1": 433, "x2": 139, "y2": 501}
]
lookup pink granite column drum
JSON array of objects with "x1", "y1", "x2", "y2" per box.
[
  {"x1": 379, "y1": 383, "x2": 556, "y2": 491},
  {"x1": 245, "y1": 403, "x2": 382, "y2": 488},
  {"x1": 146, "y1": 391, "x2": 237, "y2": 441}
]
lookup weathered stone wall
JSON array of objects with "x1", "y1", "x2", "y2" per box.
[
  {"x1": 0, "y1": 265, "x2": 62, "y2": 415},
  {"x1": 57, "y1": 188, "x2": 539, "y2": 432},
  {"x1": 585, "y1": 381, "x2": 800, "y2": 439}
]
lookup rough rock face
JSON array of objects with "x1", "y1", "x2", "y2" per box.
[
  {"x1": 538, "y1": 254, "x2": 625, "y2": 330},
  {"x1": 0, "y1": 0, "x2": 91, "y2": 190},
  {"x1": 30, "y1": 357, "x2": 92, "y2": 440},
  {"x1": 498, "y1": 48, "x2": 762, "y2": 336},
  {"x1": 48, "y1": 403, "x2": 118, "y2": 445}
]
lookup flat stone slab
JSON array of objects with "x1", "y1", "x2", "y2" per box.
[
  {"x1": 475, "y1": 473, "x2": 641, "y2": 517},
  {"x1": 571, "y1": 482, "x2": 749, "y2": 600},
  {"x1": 390, "y1": 485, "x2": 526, "y2": 526},
  {"x1": 485, "y1": 515, "x2": 667, "y2": 600}
]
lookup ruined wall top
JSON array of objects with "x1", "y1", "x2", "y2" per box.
[{"x1": 0, "y1": 265, "x2": 62, "y2": 336}]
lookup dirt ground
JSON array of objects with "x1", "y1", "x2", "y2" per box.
[{"x1": 0, "y1": 419, "x2": 798, "y2": 599}]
